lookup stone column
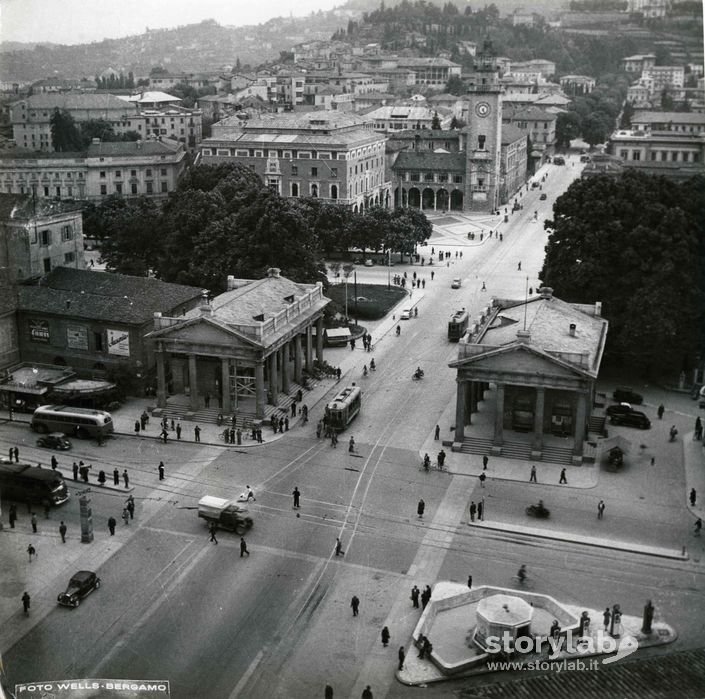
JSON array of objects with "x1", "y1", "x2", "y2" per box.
[
  {"x1": 268, "y1": 353, "x2": 278, "y2": 405},
  {"x1": 316, "y1": 317, "x2": 324, "y2": 362},
  {"x1": 305, "y1": 327, "x2": 313, "y2": 370},
  {"x1": 464, "y1": 381, "x2": 473, "y2": 426},
  {"x1": 573, "y1": 392, "x2": 587, "y2": 457},
  {"x1": 156, "y1": 350, "x2": 167, "y2": 408},
  {"x1": 454, "y1": 380, "x2": 465, "y2": 442},
  {"x1": 470, "y1": 381, "x2": 479, "y2": 413},
  {"x1": 188, "y1": 354, "x2": 199, "y2": 411},
  {"x1": 532, "y1": 387, "x2": 545, "y2": 452},
  {"x1": 294, "y1": 334, "x2": 303, "y2": 384},
  {"x1": 221, "y1": 358, "x2": 231, "y2": 413},
  {"x1": 281, "y1": 345, "x2": 290, "y2": 394},
  {"x1": 255, "y1": 362, "x2": 265, "y2": 418},
  {"x1": 493, "y1": 383, "x2": 505, "y2": 446}
]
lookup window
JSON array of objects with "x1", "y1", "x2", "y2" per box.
[
  {"x1": 410, "y1": 173, "x2": 420, "y2": 182},
  {"x1": 44, "y1": 186, "x2": 49, "y2": 197},
  {"x1": 291, "y1": 183, "x2": 299, "y2": 196},
  {"x1": 43, "y1": 258, "x2": 51, "y2": 272},
  {"x1": 160, "y1": 168, "x2": 167, "y2": 176},
  {"x1": 254, "y1": 150, "x2": 264, "y2": 157},
  {"x1": 115, "y1": 170, "x2": 122, "y2": 178},
  {"x1": 216, "y1": 148, "x2": 230, "y2": 156},
  {"x1": 454, "y1": 175, "x2": 463, "y2": 184},
  {"x1": 64, "y1": 252, "x2": 75, "y2": 264},
  {"x1": 100, "y1": 171, "x2": 106, "y2": 178},
  {"x1": 146, "y1": 169, "x2": 152, "y2": 178},
  {"x1": 438, "y1": 173, "x2": 448, "y2": 182},
  {"x1": 61, "y1": 226, "x2": 73, "y2": 241},
  {"x1": 331, "y1": 167, "x2": 338, "y2": 178},
  {"x1": 55, "y1": 186, "x2": 61, "y2": 197},
  {"x1": 131, "y1": 183, "x2": 138, "y2": 194},
  {"x1": 424, "y1": 173, "x2": 434, "y2": 182},
  {"x1": 478, "y1": 135, "x2": 486, "y2": 150},
  {"x1": 146, "y1": 182, "x2": 153, "y2": 194},
  {"x1": 161, "y1": 181, "x2": 168, "y2": 193},
  {"x1": 100, "y1": 184, "x2": 107, "y2": 195},
  {"x1": 330, "y1": 184, "x2": 338, "y2": 200},
  {"x1": 235, "y1": 150, "x2": 248, "y2": 157},
  {"x1": 311, "y1": 184, "x2": 318, "y2": 198},
  {"x1": 620, "y1": 150, "x2": 628, "y2": 159},
  {"x1": 40, "y1": 230, "x2": 51, "y2": 245},
  {"x1": 202, "y1": 148, "x2": 212, "y2": 156},
  {"x1": 93, "y1": 332, "x2": 104, "y2": 352},
  {"x1": 291, "y1": 165, "x2": 298, "y2": 175},
  {"x1": 632, "y1": 151, "x2": 641, "y2": 161},
  {"x1": 311, "y1": 167, "x2": 318, "y2": 177}
]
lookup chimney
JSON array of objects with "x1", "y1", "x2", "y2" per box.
[
  {"x1": 594, "y1": 301, "x2": 602, "y2": 317},
  {"x1": 516, "y1": 329, "x2": 531, "y2": 343},
  {"x1": 199, "y1": 291, "x2": 213, "y2": 316},
  {"x1": 539, "y1": 286, "x2": 553, "y2": 299},
  {"x1": 227, "y1": 275, "x2": 236, "y2": 290},
  {"x1": 569, "y1": 323, "x2": 576, "y2": 337},
  {"x1": 267, "y1": 267, "x2": 281, "y2": 278}
]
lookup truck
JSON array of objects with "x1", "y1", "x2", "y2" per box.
[{"x1": 197, "y1": 496, "x2": 253, "y2": 533}]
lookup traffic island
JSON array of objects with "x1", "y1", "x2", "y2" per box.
[{"x1": 397, "y1": 582, "x2": 676, "y2": 686}]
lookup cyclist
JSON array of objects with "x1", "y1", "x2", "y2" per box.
[{"x1": 518, "y1": 564, "x2": 527, "y2": 584}]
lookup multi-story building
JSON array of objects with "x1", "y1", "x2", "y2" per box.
[
  {"x1": 627, "y1": 0, "x2": 668, "y2": 18},
  {"x1": 0, "y1": 138, "x2": 188, "y2": 200},
  {"x1": 355, "y1": 55, "x2": 461, "y2": 90},
  {"x1": 365, "y1": 105, "x2": 452, "y2": 132},
  {"x1": 502, "y1": 106, "x2": 557, "y2": 159},
  {"x1": 128, "y1": 106, "x2": 203, "y2": 148},
  {"x1": 148, "y1": 71, "x2": 218, "y2": 91},
  {"x1": 500, "y1": 125, "x2": 529, "y2": 205},
  {"x1": 559, "y1": 75, "x2": 596, "y2": 95},
  {"x1": 31, "y1": 78, "x2": 97, "y2": 94},
  {"x1": 508, "y1": 60, "x2": 556, "y2": 80},
  {"x1": 200, "y1": 111, "x2": 391, "y2": 212},
  {"x1": 622, "y1": 54, "x2": 656, "y2": 74},
  {"x1": 631, "y1": 111, "x2": 705, "y2": 135}
]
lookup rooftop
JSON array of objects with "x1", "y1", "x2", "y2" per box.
[
  {"x1": 11, "y1": 92, "x2": 134, "y2": 113},
  {"x1": 0, "y1": 193, "x2": 83, "y2": 221},
  {"x1": 632, "y1": 111, "x2": 705, "y2": 125}
]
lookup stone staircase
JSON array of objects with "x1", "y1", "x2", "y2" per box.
[
  {"x1": 587, "y1": 413, "x2": 606, "y2": 436},
  {"x1": 458, "y1": 436, "x2": 576, "y2": 465}
]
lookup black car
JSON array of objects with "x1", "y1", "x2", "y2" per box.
[
  {"x1": 613, "y1": 386, "x2": 644, "y2": 405},
  {"x1": 36, "y1": 432, "x2": 72, "y2": 450},
  {"x1": 610, "y1": 411, "x2": 651, "y2": 429},
  {"x1": 606, "y1": 402, "x2": 633, "y2": 417},
  {"x1": 58, "y1": 570, "x2": 101, "y2": 607}
]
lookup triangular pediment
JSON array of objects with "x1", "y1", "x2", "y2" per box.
[
  {"x1": 149, "y1": 317, "x2": 261, "y2": 349},
  {"x1": 451, "y1": 343, "x2": 589, "y2": 379}
]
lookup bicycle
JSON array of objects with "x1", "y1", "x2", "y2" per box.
[{"x1": 511, "y1": 575, "x2": 535, "y2": 589}]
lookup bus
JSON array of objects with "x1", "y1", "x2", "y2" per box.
[
  {"x1": 324, "y1": 386, "x2": 362, "y2": 432},
  {"x1": 448, "y1": 309, "x2": 469, "y2": 341},
  {"x1": 0, "y1": 460, "x2": 70, "y2": 506},
  {"x1": 31, "y1": 405, "x2": 114, "y2": 440}
]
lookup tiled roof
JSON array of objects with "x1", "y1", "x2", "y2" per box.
[
  {"x1": 86, "y1": 140, "x2": 182, "y2": 157},
  {"x1": 18, "y1": 268, "x2": 204, "y2": 325},
  {"x1": 632, "y1": 110, "x2": 705, "y2": 125},
  {"x1": 393, "y1": 150, "x2": 466, "y2": 171},
  {"x1": 501, "y1": 124, "x2": 527, "y2": 145},
  {"x1": 503, "y1": 105, "x2": 557, "y2": 121},
  {"x1": 12, "y1": 92, "x2": 134, "y2": 112}
]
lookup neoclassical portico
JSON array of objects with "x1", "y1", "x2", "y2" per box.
[
  {"x1": 147, "y1": 269, "x2": 329, "y2": 418},
  {"x1": 449, "y1": 289, "x2": 608, "y2": 464}
]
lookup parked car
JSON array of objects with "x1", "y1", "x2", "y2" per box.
[
  {"x1": 57, "y1": 570, "x2": 101, "y2": 607},
  {"x1": 451, "y1": 278, "x2": 462, "y2": 289},
  {"x1": 363, "y1": 259, "x2": 374, "y2": 267},
  {"x1": 606, "y1": 403, "x2": 633, "y2": 417},
  {"x1": 539, "y1": 193, "x2": 547, "y2": 200},
  {"x1": 610, "y1": 411, "x2": 651, "y2": 429},
  {"x1": 553, "y1": 156, "x2": 566, "y2": 165},
  {"x1": 400, "y1": 308, "x2": 412, "y2": 320},
  {"x1": 580, "y1": 155, "x2": 591, "y2": 163},
  {"x1": 36, "y1": 432, "x2": 72, "y2": 450},
  {"x1": 613, "y1": 386, "x2": 644, "y2": 404}
]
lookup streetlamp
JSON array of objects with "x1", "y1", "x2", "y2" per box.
[{"x1": 387, "y1": 248, "x2": 391, "y2": 290}]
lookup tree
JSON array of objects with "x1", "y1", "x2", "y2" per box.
[
  {"x1": 619, "y1": 101, "x2": 634, "y2": 129},
  {"x1": 431, "y1": 111, "x2": 441, "y2": 130},
  {"x1": 50, "y1": 108, "x2": 82, "y2": 152},
  {"x1": 555, "y1": 112, "x2": 581, "y2": 149},
  {"x1": 540, "y1": 171, "x2": 704, "y2": 374},
  {"x1": 445, "y1": 75, "x2": 465, "y2": 96},
  {"x1": 582, "y1": 112, "x2": 611, "y2": 146},
  {"x1": 660, "y1": 88, "x2": 675, "y2": 111}
]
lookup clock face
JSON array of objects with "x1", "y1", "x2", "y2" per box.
[{"x1": 475, "y1": 102, "x2": 491, "y2": 118}]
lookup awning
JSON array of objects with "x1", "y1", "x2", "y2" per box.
[{"x1": 599, "y1": 435, "x2": 632, "y2": 455}]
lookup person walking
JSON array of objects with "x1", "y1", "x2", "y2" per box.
[
  {"x1": 335, "y1": 537, "x2": 344, "y2": 556},
  {"x1": 530, "y1": 465, "x2": 537, "y2": 483},
  {"x1": 348, "y1": 436, "x2": 355, "y2": 453},
  {"x1": 240, "y1": 537, "x2": 250, "y2": 557},
  {"x1": 417, "y1": 498, "x2": 425, "y2": 519},
  {"x1": 434, "y1": 424, "x2": 440, "y2": 440},
  {"x1": 479, "y1": 472, "x2": 486, "y2": 488},
  {"x1": 27, "y1": 544, "x2": 36, "y2": 562},
  {"x1": 108, "y1": 516, "x2": 117, "y2": 535},
  {"x1": 361, "y1": 686, "x2": 373, "y2": 699},
  {"x1": 123, "y1": 470, "x2": 129, "y2": 488},
  {"x1": 51, "y1": 455, "x2": 58, "y2": 470},
  {"x1": 73, "y1": 462, "x2": 79, "y2": 481},
  {"x1": 559, "y1": 468, "x2": 567, "y2": 484},
  {"x1": 657, "y1": 404, "x2": 665, "y2": 420},
  {"x1": 690, "y1": 488, "x2": 697, "y2": 507},
  {"x1": 160, "y1": 427, "x2": 169, "y2": 444},
  {"x1": 209, "y1": 521, "x2": 218, "y2": 544},
  {"x1": 477, "y1": 500, "x2": 484, "y2": 521},
  {"x1": 194, "y1": 425, "x2": 201, "y2": 442},
  {"x1": 113, "y1": 467, "x2": 119, "y2": 486},
  {"x1": 482, "y1": 455, "x2": 489, "y2": 470},
  {"x1": 158, "y1": 461, "x2": 165, "y2": 480},
  {"x1": 381, "y1": 626, "x2": 390, "y2": 647},
  {"x1": 31, "y1": 512, "x2": 37, "y2": 533},
  {"x1": 695, "y1": 518, "x2": 702, "y2": 536},
  {"x1": 469, "y1": 501, "x2": 477, "y2": 522},
  {"x1": 695, "y1": 417, "x2": 703, "y2": 441},
  {"x1": 410, "y1": 585, "x2": 420, "y2": 608},
  {"x1": 467, "y1": 575, "x2": 473, "y2": 589},
  {"x1": 22, "y1": 591, "x2": 31, "y2": 616},
  {"x1": 293, "y1": 487, "x2": 301, "y2": 509},
  {"x1": 597, "y1": 500, "x2": 605, "y2": 519},
  {"x1": 122, "y1": 507, "x2": 130, "y2": 525},
  {"x1": 325, "y1": 685, "x2": 334, "y2": 699},
  {"x1": 59, "y1": 520, "x2": 67, "y2": 543},
  {"x1": 126, "y1": 495, "x2": 135, "y2": 519},
  {"x1": 603, "y1": 607, "x2": 611, "y2": 631},
  {"x1": 398, "y1": 646, "x2": 405, "y2": 671},
  {"x1": 176, "y1": 423, "x2": 182, "y2": 440},
  {"x1": 351, "y1": 595, "x2": 360, "y2": 617},
  {"x1": 9, "y1": 503, "x2": 17, "y2": 528}
]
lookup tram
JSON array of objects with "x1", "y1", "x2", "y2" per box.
[
  {"x1": 324, "y1": 385, "x2": 362, "y2": 431},
  {"x1": 448, "y1": 309, "x2": 469, "y2": 341}
]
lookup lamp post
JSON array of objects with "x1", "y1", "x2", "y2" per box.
[{"x1": 387, "y1": 249, "x2": 391, "y2": 290}]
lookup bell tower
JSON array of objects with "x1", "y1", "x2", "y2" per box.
[{"x1": 464, "y1": 39, "x2": 503, "y2": 213}]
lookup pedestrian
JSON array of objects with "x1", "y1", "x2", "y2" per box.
[
  {"x1": 293, "y1": 486, "x2": 301, "y2": 509},
  {"x1": 160, "y1": 428, "x2": 168, "y2": 443},
  {"x1": 351, "y1": 595, "x2": 360, "y2": 616},
  {"x1": 240, "y1": 537, "x2": 250, "y2": 557},
  {"x1": 51, "y1": 455, "x2": 58, "y2": 470},
  {"x1": 431, "y1": 270, "x2": 435, "y2": 280},
  {"x1": 335, "y1": 537, "x2": 344, "y2": 556},
  {"x1": 559, "y1": 468, "x2": 567, "y2": 484},
  {"x1": 113, "y1": 467, "x2": 119, "y2": 486},
  {"x1": 176, "y1": 423, "x2": 182, "y2": 440},
  {"x1": 140, "y1": 411, "x2": 148, "y2": 430},
  {"x1": 398, "y1": 645, "x2": 405, "y2": 671},
  {"x1": 209, "y1": 521, "x2": 218, "y2": 544},
  {"x1": 123, "y1": 469, "x2": 129, "y2": 488},
  {"x1": 9, "y1": 503, "x2": 17, "y2": 528},
  {"x1": 59, "y1": 520, "x2": 67, "y2": 543},
  {"x1": 171, "y1": 418, "x2": 175, "y2": 431},
  {"x1": 122, "y1": 507, "x2": 129, "y2": 525},
  {"x1": 98, "y1": 470, "x2": 106, "y2": 486},
  {"x1": 31, "y1": 512, "x2": 37, "y2": 533},
  {"x1": 417, "y1": 498, "x2": 425, "y2": 519},
  {"x1": 158, "y1": 461, "x2": 165, "y2": 480},
  {"x1": 245, "y1": 486, "x2": 256, "y2": 502},
  {"x1": 695, "y1": 518, "x2": 702, "y2": 536},
  {"x1": 361, "y1": 686, "x2": 373, "y2": 699},
  {"x1": 108, "y1": 516, "x2": 117, "y2": 535},
  {"x1": 73, "y1": 462, "x2": 79, "y2": 481},
  {"x1": 13, "y1": 447, "x2": 19, "y2": 463},
  {"x1": 437, "y1": 450, "x2": 446, "y2": 469},
  {"x1": 477, "y1": 500, "x2": 484, "y2": 520},
  {"x1": 134, "y1": 420, "x2": 141, "y2": 435},
  {"x1": 482, "y1": 455, "x2": 488, "y2": 470},
  {"x1": 467, "y1": 575, "x2": 473, "y2": 589},
  {"x1": 657, "y1": 404, "x2": 665, "y2": 419},
  {"x1": 332, "y1": 432, "x2": 339, "y2": 448},
  {"x1": 325, "y1": 685, "x2": 334, "y2": 699},
  {"x1": 194, "y1": 425, "x2": 201, "y2": 442},
  {"x1": 410, "y1": 585, "x2": 420, "y2": 608},
  {"x1": 434, "y1": 424, "x2": 440, "y2": 440},
  {"x1": 479, "y1": 472, "x2": 486, "y2": 488},
  {"x1": 598, "y1": 500, "x2": 605, "y2": 519},
  {"x1": 421, "y1": 586, "x2": 431, "y2": 609},
  {"x1": 279, "y1": 417, "x2": 284, "y2": 432},
  {"x1": 284, "y1": 416, "x2": 289, "y2": 431},
  {"x1": 126, "y1": 495, "x2": 135, "y2": 519},
  {"x1": 27, "y1": 544, "x2": 36, "y2": 561},
  {"x1": 691, "y1": 488, "x2": 697, "y2": 507},
  {"x1": 381, "y1": 626, "x2": 390, "y2": 647},
  {"x1": 695, "y1": 417, "x2": 703, "y2": 441},
  {"x1": 237, "y1": 428, "x2": 242, "y2": 445},
  {"x1": 469, "y1": 501, "x2": 476, "y2": 522},
  {"x1": 603, "y1": 607, "x2": 611, "y2": 631},
  {"x1": 316, "y1": 421, "x2": 322, "y2": 439},
  {"x1": 530, "y1": 465, "x2": 537, "y2": 483},
  {"x1": 348, "y1": 436, "x2": 355, "y2": 453},
  {"x1": 22, "y1": 591, "x2": 31, "y2": 615}
]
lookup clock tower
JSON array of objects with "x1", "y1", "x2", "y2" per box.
[{"x1": 464, "y1": 40, "x2": 503, "y2": 213}]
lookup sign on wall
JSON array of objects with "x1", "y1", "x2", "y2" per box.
[
  {"x1": 66, "y1": 325, "x2": 88, "y2": 350},
  {"x1": 29, "y1": 319, "x2": 50, "y2": 343},
  {"x1": 107, "y1": 329, "x2": 130, "y2": 357}
]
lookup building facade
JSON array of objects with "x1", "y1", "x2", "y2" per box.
[{"x1": 199, "y1": 111, "x2": 391, "y2": 212}]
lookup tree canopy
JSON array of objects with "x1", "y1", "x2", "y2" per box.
[{"x1": 540, "y1": 171, "x2": 705, "y2": 375}]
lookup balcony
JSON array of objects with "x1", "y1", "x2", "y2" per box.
[{"x1": 472, "y1": 149, "x2": 491, "y2": 160}]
